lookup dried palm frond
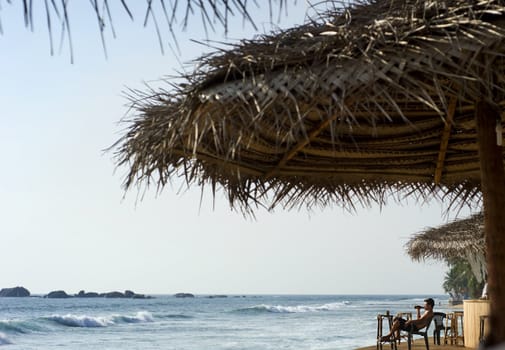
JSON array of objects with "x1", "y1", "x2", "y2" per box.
[
  {"x1": 113, "y1": 0, "x2": 505, "y2": 213},
  {"x1": 0, "y1": 0, "x2": 289, "y2": 61}
]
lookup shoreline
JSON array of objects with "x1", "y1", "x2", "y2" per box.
[{"x1": 355, "y1": 337, "x2": 470, "y2": 350}]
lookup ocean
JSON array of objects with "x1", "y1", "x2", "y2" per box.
[{"x1": 0, "y1": 294, "x2": 450, "y2": 349}]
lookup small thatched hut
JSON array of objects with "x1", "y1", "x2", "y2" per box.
[
  {"x1": 114, "y1": 0, "x2": 505, "y2": 345},
  {"x1": 406, "y1": 212, "x2": 486, "y2": 282}
]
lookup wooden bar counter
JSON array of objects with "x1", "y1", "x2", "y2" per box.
[{"x1": 463, "y1": 299, "x2": 491, "y2": 348}]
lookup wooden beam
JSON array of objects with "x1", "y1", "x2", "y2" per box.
[
  {"x1": 434, "y1": 96, "x2": 458, "y2": 184},
  {"x1": 264, "y1": 115, "x2": 338, "y2": 178}
]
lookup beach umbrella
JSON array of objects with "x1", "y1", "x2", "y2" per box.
[
  {"x1": 406, "y1": 212, "x2": 486, "y2": 282},
  {"x1": 113, "y1": 0, "x2": 505, "y2": 345}
]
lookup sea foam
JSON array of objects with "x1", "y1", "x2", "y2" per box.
[
  {"x1": 112, "y1": 311, "x2": 154, "y2": 323},
  {"x1": 237, "y1": 301, "x2": 349, "y2": 314},
  {"x1": 0, "y1": 332, "x2": 11, "y2": 345},
  {"x1": 47, "y1": 311, "x2": 153, "y2": 328}
]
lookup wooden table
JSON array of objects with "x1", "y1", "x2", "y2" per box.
[{"x1": 377, "y1": 312, "x2": 396, "y2": 350}]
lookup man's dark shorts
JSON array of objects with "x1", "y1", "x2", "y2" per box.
[{"x1": 396, "y1": 317, "x2": 419, "y2": 332}]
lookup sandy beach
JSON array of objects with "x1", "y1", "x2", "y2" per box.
[{"x1": 356, "y1": 338, "x2": 470, "y2": 350}]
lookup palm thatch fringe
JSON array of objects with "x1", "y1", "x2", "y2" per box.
[{"x1": 1, "y1": 0, "x2": 287, "y2": 62}]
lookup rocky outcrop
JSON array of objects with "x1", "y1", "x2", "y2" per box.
[
  {"x1": 34, "y1": 289, "x2": 150, "y2": 299},
  {"x1": 75, "y1": 290, "x2": 150, "y2": 299},
  {"x1": 125, "y1": 290, "x2": 147, "y2": 299},
  {"x1": 46, "y1": 290, "x2": 71, "y2": 298},
  {"x1": 101, "y1": 291, "x2": 125, "y2": 298},
  {"x1": 76, "y1": 290, "x2": 100, "y2": 298},
  {"x1": 0, "y1": 287, "x2": 30, "y2": 297},
  {"x1": 174, "y1": 293, "x2": 194, "y2": 298},
  {"x1": 208, "y1": 295, "x2": 227, "y2": 298}
]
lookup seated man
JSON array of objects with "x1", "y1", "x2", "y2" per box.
[{"x1": 380, "y1": 297, "x2": 435, "y2": 342}]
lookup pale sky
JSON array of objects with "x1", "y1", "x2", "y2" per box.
[{"x1": 0, "y1": 1, "x2": 475, "y2": 296}]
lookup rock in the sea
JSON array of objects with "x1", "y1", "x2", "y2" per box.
[
  {"x1": 124, "y1": 290, "x2": 148, "y2": 299},
  {"x1": 38, "y1": 289, "x2": 150, "y2": 299},
  {"x1": 101, "y1": 291, "x2": 125, "y2": 298},
  {"x1": 76, "y1": 290, "x2": 100, "y2": 298},
  {"x1": 174, "y1": 293, "x2": 194, "y2": 298},
  {"x1": 132, "y1": 293, "x2": 147, "y2": 299},
  {"x1": 46, "y1": 290, "x2": 70, "y2": 298},
  {"x1": 208, "y1": 295, "x2": 227, "y2": 299},
  {"x1": 0, "y1": 287, "x2": 30, "y2": 297}
]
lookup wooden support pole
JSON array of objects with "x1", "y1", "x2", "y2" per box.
[
  {"x1": 475, "y1": 100, "x2": 505, "y2": 347},
  {"x1": 434, "y1": 96, "x2": 457, "y2": 184}
]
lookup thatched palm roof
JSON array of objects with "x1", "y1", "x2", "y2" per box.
[
  {"x1": 407, "y1": 212, "x2": 485, "y2": 262},
  {"x1": 406, "y1": 211, "x2": 486, "y2": 281},
  {"x1": 114, "y1": 0, "x2": 505, "y2": 212}
]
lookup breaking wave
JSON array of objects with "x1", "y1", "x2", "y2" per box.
[
  {"x1": 46, "y1": 311, "x2": 153, "y2": 328},
  {"x1": 112, "y1": 311, "x2": 154, "y2": 324},
  {"x1": 0, "y1": 320, "x2": 29, "y2": 334},
  {"x1": 235, "y1": 301, "x2": 349, "y2": 314},
  {"x1": 0, "y1": 319, "x2": 44, "y2": 334},
  {"x1": 0, "y1": 333, "x2": 11, "y2": 345}
]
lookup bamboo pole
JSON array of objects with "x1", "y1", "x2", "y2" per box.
[
  {"x1": 475, "y1": 100, "x2": 505, "y2": 346},
  {"x1": 434, "y1": 96, "x2": 457, "y2": 184}
]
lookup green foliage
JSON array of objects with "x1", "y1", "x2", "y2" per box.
[{"x1": 443, "y1": 258, "x2": 485, "y2": 299}]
